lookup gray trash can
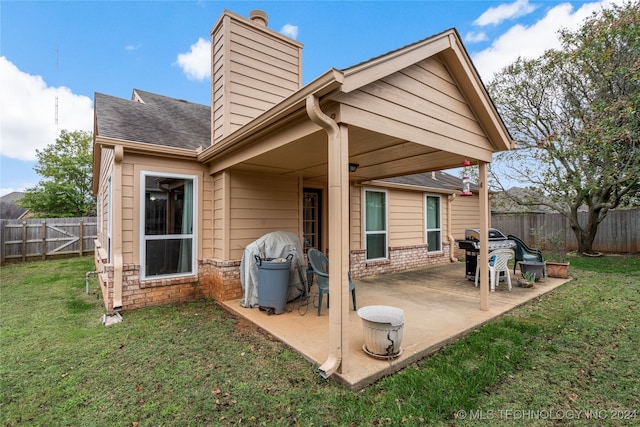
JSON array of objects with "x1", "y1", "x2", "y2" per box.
[{"x1": 256, "y1": 255, "x2": 292, "y2": 314}]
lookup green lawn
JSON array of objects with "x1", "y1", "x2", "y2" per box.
[{"x1": 1, "y1": 255, "x2": 638, "y2": 426}]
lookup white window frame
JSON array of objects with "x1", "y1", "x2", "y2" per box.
[
  {"x1": 363, "y1": 188, "x2": 388, "y2": 260},
  {"x1": 140, "y1": 170, "x2": 198, "y2": 280},
  {"x1": 424, "y1": 193, "x2": 442, "y2": 253}
]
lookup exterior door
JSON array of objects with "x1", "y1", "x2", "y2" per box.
[{"x1": 303, "y1": 189, "x2": 322, "y2": 253}]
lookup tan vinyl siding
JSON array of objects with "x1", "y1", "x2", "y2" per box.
[
  {"x1": 339, "y1": 57, "x2": 493, "y2": 158},
  {"x1": 212, "y1": 21, "x2": 227, "y2": 145},
  {"x1": 350, "y1": 184, "x2": 362, "y2": 249},
  {"x1": 451, "y1": 194, "x2": 480, "y2": 239},
  {"x1": 201, "y1": 173, "x2": 214, "y2": 259},
  {"x1": 212, "y1": 172, "x2": 226, "y2": 259},
  {"x1": 97, "y1": 147, "x2": 114, "y2": 248},
  {"x1": 211, "y1": 11, "x2": 302, "y2": 144},
  {"x1": 121, "y1": 162, "x2": 134, "y2": 262},
  {"x1": 388, "y1": 189, "x2": 424, "y2": 247},
  {"x1": 442, "y1": 195, "x2": 450, "y2": 238},
  {"x1": 228, "y1": 171, "x2": 299, "y2": 260}
]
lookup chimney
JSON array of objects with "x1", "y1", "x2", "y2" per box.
[
  {"x1": 210, "y1": 10, "x2": 303, "y2": 144},
  {"x1": 249, "y1": 10, "x2": 268, "y2": 27}
]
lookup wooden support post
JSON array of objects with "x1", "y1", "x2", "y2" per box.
[{"x1": 479, "y1": 162, "x2": 490, "y2": 311}]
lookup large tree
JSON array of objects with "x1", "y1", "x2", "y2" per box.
[
  {"x1": 19, "y1": 130, "x2": 96, "y2": 217},
  {"x1": 488, "y1": 1, "x2": 640, "y2": 254}
]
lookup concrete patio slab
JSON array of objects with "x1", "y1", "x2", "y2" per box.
[{"x1": 221, "y1": 262, "x2": 571, "y2": 389}]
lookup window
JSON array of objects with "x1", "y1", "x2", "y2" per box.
[
  {"x1": 425, "y1": 194, "x2": 441, "y2": 252},
  {"x1": 364, "y1": 189, "x2": 387, "y2": 260},
  {"x1": 141, "y1": 172, "x2": 196, "y2": 278}
]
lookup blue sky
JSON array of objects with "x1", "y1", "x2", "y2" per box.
[{"x1": 0, "y1": 0, "x2": 622, "y2": 196}]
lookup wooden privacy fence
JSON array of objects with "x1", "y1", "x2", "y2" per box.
[
  {"x1": 492, "y1": 209, "x2": 639, "y2": 254},
  {"x1": 0, "y1": 217, "x2": 97, "y2": 265}
]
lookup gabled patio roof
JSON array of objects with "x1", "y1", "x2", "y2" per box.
[{"x1": 197, "y1": 28, "x2": 513, "y2": 183}]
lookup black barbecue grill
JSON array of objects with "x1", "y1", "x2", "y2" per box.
[{"x1": 457, "y1": 228, "x2": 517, "y2": 281}]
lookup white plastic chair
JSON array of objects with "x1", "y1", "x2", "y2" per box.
[{"x1": 475, "y1": 249, "x2": 514, "y2": 291}]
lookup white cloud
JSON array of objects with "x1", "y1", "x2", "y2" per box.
[
  {"x1": 176, "y1": 37, "x2": 211, "y2": 81},
  {"x1": 281, "y1": 24, "x2": 299, "y2": 40},
  {"x1": 475, "y1": 0, "x2": 537, "y2": 26},
  {"x1": 464, "y1": 31, "x2": 489, "y2": 43},
  {"x1": 175, "y1": 25, "x2": 299, "y2": 80},
  {"x1": 125, "y1": 44, "x2": 140, "y2": 51},
  {"x1": 471, "y1": 0, "x2": 621, "y2": 82},
  {"x1": 0, "y1": 57, "x2": 93, "y2": 161}
]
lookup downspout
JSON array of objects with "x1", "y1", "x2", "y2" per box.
[
  {"x1": 112, "y1": 145, "x2": 124, "y2": 311},
  {"x1": 447, "y1": 194, "x2": 458, "y2": 262},
  {"x1": 306, "y1": 94, "x2": 342, "y2": 379}
]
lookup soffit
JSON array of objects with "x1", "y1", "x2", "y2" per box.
[{"x1": 221, "y1": 124, "x2": 474, "y2": 183}]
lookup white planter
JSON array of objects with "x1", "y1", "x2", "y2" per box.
[{"x1": 357, "y1": 305, "x2": 404, "y2": 359}]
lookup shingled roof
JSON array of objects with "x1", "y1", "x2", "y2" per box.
[{"x1": 94, "y1": 89, "x2": 210, "y2": 151}]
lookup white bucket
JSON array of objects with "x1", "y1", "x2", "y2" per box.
[{"x1": 357, "y1": 305, "x2": 404, "y2": 358}]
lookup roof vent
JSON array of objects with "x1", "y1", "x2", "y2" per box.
[{"x1": 249, "y1": 10, "x2": 268, "y2": 27}]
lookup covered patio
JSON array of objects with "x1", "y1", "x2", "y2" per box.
[{"x1": 222, "y1": 262, "x2": 571, "y2": 389}]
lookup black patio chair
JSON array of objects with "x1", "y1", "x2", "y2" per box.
[{"x1": 508, "y1": 234, "x2": 545, "y2": 276}]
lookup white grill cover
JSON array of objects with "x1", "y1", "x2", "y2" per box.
[{"x1": 239, "y1": 231, "x2": 307, "y2": 308}]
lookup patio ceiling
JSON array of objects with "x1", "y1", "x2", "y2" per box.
[{"x1": 211, "y1": 124, "x2": 473, "y2": 183}]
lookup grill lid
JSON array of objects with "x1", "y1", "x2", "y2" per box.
[{"x1": 464, "y1": 228, "x2": 508, "y2": 242}]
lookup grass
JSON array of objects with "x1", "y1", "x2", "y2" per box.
[{"x1": 1, "y1": 255, "x2": 639, "y2": 426}]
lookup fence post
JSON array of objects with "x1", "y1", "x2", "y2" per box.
[
  {"x1": 22, "y1": 221, "x2": 27, "y2": 261},
  {"x1": 42, "y1": 220, "x2": 47, "y2": 260},
  {"x1": 79, "y1": 220, "x2": 84, "y2": 256},
  {"x1": 0, "y1": 219, "x2": 5, "y2": 265}
]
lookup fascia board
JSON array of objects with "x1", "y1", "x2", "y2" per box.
[
  {"x1": 363, "y1": 179, "x2": 458, "y2": 195},
  {"x1": 95, "y1": 136, "x2": 199, "y2": 159},
  {"x1": 341, "y1": 31, "x2": 453, "y2": 93},
  {"x1": 442, "y1": 34, "x2": 514, "y2": 152}
]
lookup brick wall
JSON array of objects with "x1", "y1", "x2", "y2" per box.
[
  {"x1": 199, "y1": 258, "x2": 242, "y2": 302},
  {"x1": 94, "y1": 243, "x2": 452, "y2": 311},
  {"x1": 123, "y1": 264, "x2": 203, "y2": 310},
  {"x1": 350, "y1": 243, "x2": 451, "y2": 278},
  {"x1": 94, "y1": 252, "x2": 234, "y2": 311}
]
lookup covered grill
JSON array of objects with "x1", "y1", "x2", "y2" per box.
[{"x1": 457, "y1": 228, "x2": 517, "y2": 280}]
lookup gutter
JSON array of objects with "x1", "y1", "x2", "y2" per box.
[
  {"x1": 306, "y1": 94, "x2": 342, "y2": 379},
  {"x1": 362, "y1": 179, "x2": 457, "y2": 195},
  {"x1": 95, "y1": 136, "x2": 199, "y2": 160}
]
